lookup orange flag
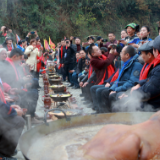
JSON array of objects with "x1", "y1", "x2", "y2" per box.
[
  {"x1": 49, "y1": 37, "x2": 55, "y2": 49},
  {"x1": 44, "y1": 39, "x2": 50, "y2": 50}
]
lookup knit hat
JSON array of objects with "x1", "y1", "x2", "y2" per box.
[{"x1": 125, "y1": 23, "x2": 139, "y2": 32}]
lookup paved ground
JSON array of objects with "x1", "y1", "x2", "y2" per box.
[{"x1": 14, "y1": 77, "x2": 95, "y2": 160}]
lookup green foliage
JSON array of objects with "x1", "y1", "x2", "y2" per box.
[{"x1": 0, "y1": 0, "x2": 159, "y2": 43}]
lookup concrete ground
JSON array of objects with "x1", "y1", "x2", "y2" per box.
[{"x1": 14, "y1": 78, "x2": 95, "y2": 160}]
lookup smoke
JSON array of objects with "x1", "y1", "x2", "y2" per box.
[{"x1": 111, "y1": 90, "x2": 154, "y2": 113}]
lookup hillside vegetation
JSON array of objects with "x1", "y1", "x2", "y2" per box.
[{"x1": 0, "y1": 0, "x2": 159, "y2": 42}]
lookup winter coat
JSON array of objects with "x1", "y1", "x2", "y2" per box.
[
  {"x1": 137, "y1": 54, "x2": 160, "y2": 109},
  {"x1": 110, "y1": 54, "x2": 143, "y2": 92},
  {"x1": 90, "y1": 53, "x2": 115, "y2": 85},
  {"x1": 24, "y1": 45, "x2": 41, "y2": 72}
]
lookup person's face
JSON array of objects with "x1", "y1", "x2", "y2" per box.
[
  {"x1": 0, "y1": 50, "x2": 7, "y2": 60},
  {"x1": 61, "y1": 41, "x2": 66, "y2": 46},
  {"x1": 121, "y1": 31, "x2": 128, "y2": 39},
  {"x1": 127, "y1": 27, "x2": 135, "y2": 36},
  {"x1": 66, "y1": 40, "x2": 70, "y2": 47},
  {"x1": 76, "y1": 53, "x2": 80, "y2": 60},
  {"x1": 13, "y1": 55, "x2": 22, "y2": 63},
  {"x1": 7, "y1": 40, "x2": 12, "y2": 46},
  {"x1": 120, "y1": 46, "x2": 129, "y2": 62},
  {"x1": 80, "y1": 50, "x2": 86, "y2": 59},
  {"x1": 153, "y1": 48, "x2": 159, "y2": 58},
  {"x1": 91, "y1": 46, "x2": 102, "y2": 57},
  {"x1": 108, "y1": 34, "x2": 115, "y2": 41},
  {"x1": 88, "y1": 38, "x2": 94, "y2": 44},
  {"x1": 37, "y1": 40, "x2": 41, "y2": 46},
  {"x1": 75, "y1": 38, "x2": 81, "y2": 45},
  {"x1": 140, "y1": 27, "x2": 149, "y2": 39},
  {"x1": 141, "y1": 51, "x2": 153, "y2": 63},
  {"x1": 22, "y1": 41, "x2": 27, "y2": 47},
  {"x1": 32, "y1": 41, "x2": 36, "y2": 46}
]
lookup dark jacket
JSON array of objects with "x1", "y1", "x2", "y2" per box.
[
  {"x1": 0, "y1": 100, "x2": 17, "y2": 118},
  {"x1": 110, "y1": 54, "x2": 143, "y2": 92},
  {"x1": 137, "y1": 58, "x2": 160, "y2": 109},
  {"x1": 63, "y1": 45, "x2": 76, "y2": 65},
  {"x1": 59, "y1": 46, "x2": 67, "y2": 64},
  {"x1": 90, "y1": 53, "x2": 115, "y2": 85},
  {"x1": 76, "y1": 57, "x2": 89, "y2": 74},
  {"x1": 72, "y1": 44, "x2": 83, "y2": 52}
]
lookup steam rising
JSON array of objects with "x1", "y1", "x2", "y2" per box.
[{"x1": 111, "y1": 90, "x2": 154, "y2": 113}]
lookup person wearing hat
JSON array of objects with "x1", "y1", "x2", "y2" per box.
[
  {"x1": 112, "y1": 39, "x2": 160, "y2": 112},
  {"x1": 120, "y1": 23, "x2": 140, "y2": 46}
]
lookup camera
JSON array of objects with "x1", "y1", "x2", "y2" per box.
[
  {"x1": 66, "y1": 41, "x2": 70, "y2": 44},
  {"x1": 102, "y1": 39, "x2": 108, "y2": 42}
]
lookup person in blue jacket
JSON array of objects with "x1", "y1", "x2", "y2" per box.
[{"x1": 97, "y1": 45, "x2": 143, "y2": 113}]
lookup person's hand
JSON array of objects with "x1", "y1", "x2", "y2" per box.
[
  {"x1": 82, "y1": 42, "x2": 85, "y2": 47},
  {"x1": 70, "y1": 36, "x2": 74, "y2": 41},
  {"x1": 100, "y1": 38, "x2": 103, "y2": 43},
  {"x1": 85, "y1": 68, "x2": 89, "y2": 72},
  {"x1": 27, "y1": 32, "x2": 31, "y2": 37},
  {"x1": 79, "y1": 82, "x2": 83, "y2": 87},
  {"x1": 82, "y1": 82, "x2": 88, "y2": 87},
  {"x1": 130, "y1": 84, "x2": 140, "y2": 93},
  {"x1": 109, "y1": 48, "x2": 117, "y2": 55},
  {"x1": 62, "y1": 64, "x2": 64, "y2": 67},
  {"x1": 9, "y1": 88, "x2": 18, "y2": 95},
  {"x1": 69, "y1": 70, "x2": 74, "y2": 73},
  {"x1": 15, "y1": 108, "x2": 23, "y2": 117},
  {"x1": 105, "y1": 83, "x2": 111, "y2": 88},
  {"x1": 11, "y1": 105, "x2": 21, "y2": 110},
  {"x1": 5, "y1": 97, "x2": 14, "y2": 102},
  {"x1": 37, "y1": 59, "x2": 40, "y2": 63},
  {"x1": 120, "y1": 40, "x2": 127, "y2": 45},
  {"x1": 118, "y1": 93, "x2": 128, "y2": 99},
  {"x1": 109, "y1": 91, "x2": 116, "y2": 95}
]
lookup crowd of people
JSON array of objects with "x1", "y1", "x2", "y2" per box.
[{"x1": 0, "y1": 22, "x2": 160, "y2": 159}]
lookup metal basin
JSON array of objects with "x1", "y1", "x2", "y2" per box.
[{"x1": 19, "y1": 112, "x2": 154, "y2": 160}]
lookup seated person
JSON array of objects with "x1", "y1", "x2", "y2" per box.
[
  {"x1": 0, "y1": 86, "x2": 25, "y2": 160},
  {"x1": 0, "y1": 48, "x2": 40, "y2": 123},
  {"x1": 81, "y1": 111, "x2": 160, "y2": 160},
  {"x1": 80, "y1": 45, "x2": 116, "y2": 106},
  {"x1": 69, "y1": 52, "x2": 81, "y2": 88},
  {"x1": 113, "y1": 37, "x2": 160, "y2": 112},
  {"x1": 96, "y1": 45, "x2": 143, "y2": 113}
]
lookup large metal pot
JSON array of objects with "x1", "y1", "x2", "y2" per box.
[{"x1": 19, "y1": 112, "x2": 154, "y2": 160}]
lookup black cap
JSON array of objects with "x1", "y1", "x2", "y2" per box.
[
  {"x1": 87, "y1": 36, "x2": 94, "y2": 41},
  {"x1": 100, "y1": 47, "x2": 108, "y2": 52},
  {"x1": 138, "y1": 41, "x2": 154, "y2": 52},
  {"x1": 97, "y1": 36, "x2": 102, "y2": 41},
  {"x1": 153, "y1": 36, "x2": 160, "y2": 51},
  {"x1": 10, "y1": 48, "x2": 24, "y2": 58}
]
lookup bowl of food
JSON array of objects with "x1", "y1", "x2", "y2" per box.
[
  {"x1": 49, "y1": 75, "x2": 61, "y2": 79},
  {"x1": 50, "y1": 93, "x2": 72, "y2": 102},
  {"x1": 49, "y1": 79, "x2": 62, "y2": 85},
  {"x1": 50, "y1": 85, "x2": 66, "y2": 92}
]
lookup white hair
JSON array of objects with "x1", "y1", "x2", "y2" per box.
[{"x1": 0, "y1": 48, "x2": 7, "y2": 54}]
